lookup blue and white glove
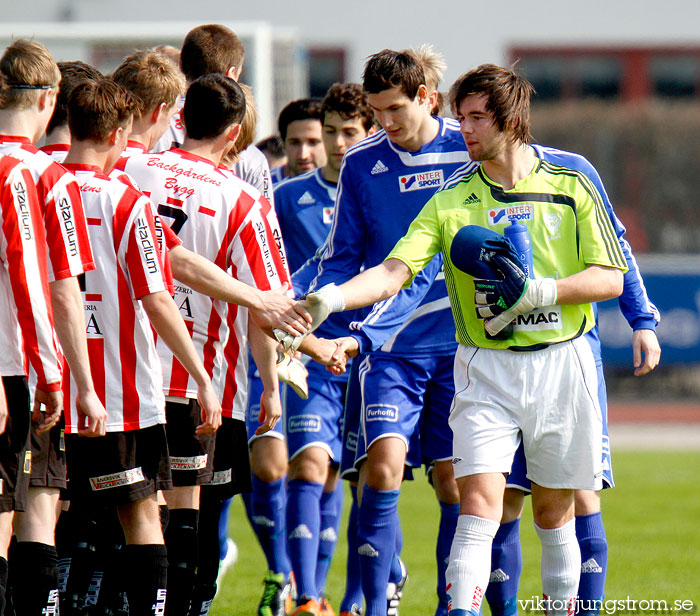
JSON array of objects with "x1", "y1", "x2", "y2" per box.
[
  {"x1": 474, "y1": 254, "x2": 557, "y2": 336},
  {"x1": 274, "y1": 283, "x2": 346, "y2": 351}
]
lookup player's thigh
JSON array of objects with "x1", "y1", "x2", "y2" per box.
[
  {"x1": 201, "y1": 417, "x2": 252, "y2": 502},
  {"x1": 165, "y1": 399, "x2": 215, "y2": 486},
  {"x1": 0, "y1": 376, "x2": 31, "y2": 515},
  {"x1": 520, "y1": 338, "x2": 603, "y2": 491},
  {"x1": 450, "y1": 346, "x2": 521, "y2": 480}
]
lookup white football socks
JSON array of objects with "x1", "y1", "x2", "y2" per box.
[
  {"x1": 535, "y1": 518, "x2": 580, "y2": 616},
  {"x1": 445, "y1": 514, "x2": 499, "y2": 614}
]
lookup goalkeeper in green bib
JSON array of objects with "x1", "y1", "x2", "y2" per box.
[{"x1": 284, "y1": 63, "x2": 628, "y2": 616}]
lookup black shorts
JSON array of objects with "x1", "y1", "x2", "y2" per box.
[
  {"x1": 201, "y1": 417, "x2": 252, "y2": 502},
  {"x1": 0, "y1": 376, "x2": 31, "y2": 512},
  {"x1": 165, "y1": 399, "x2": 215, "y2": 486},
  {"x1": 29, "y1": 419, "x2": 67, "y2": 489},
  {"x1": 66, "y1": 423, "x2": 172, "y2": 506}
]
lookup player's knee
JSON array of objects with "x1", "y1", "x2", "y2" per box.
[
  {"x1": 364, "y1": 459, "x2": 402, "y2": 491},
  {"x1": 501, "y1": 488, "x2": 526, "y2": 523},
  {"x1": 289, "y1": 451, "x2": 328, "y2": 483},
  {"x1": 574, "y1": 489, "x2": 601, "y2": 515}
]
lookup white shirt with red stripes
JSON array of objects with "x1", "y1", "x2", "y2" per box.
[
  {"x1": 0, "y1": 155, "x2": 62, "y2": 389},
  {"x1": 0, "y1": 136, "x2": 94, "y2": 281},
  {"x1": 120, "y1": 148, "x2": 291, "y2": 409},
  {"x1": 60, "y1": 163, "x2": 171, "y2": 433},
  {"x1": 39, "y1": 143, "x2": 70, "y2": 164}
]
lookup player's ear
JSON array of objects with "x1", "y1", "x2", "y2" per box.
[
  {"x1": 227, "y1": 122, "x2": 241, "y2": 145},
  {"x1": 416, "y1": 84, "x2": 429, "y2": 106},
  {"x1": 368, "y1": 125, "x2": 378, "y2": 136},
  {"x1": 151, "y1": 102, "x2": 167, "y2": 124},
  {"x1": 37, "y1": 87, "x2": 56, "y2": 112}
]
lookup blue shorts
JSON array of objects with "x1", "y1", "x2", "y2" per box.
[
  {"x1": 245, "y1": 359, "x2": 285, "y2": 445},
  {"x1": 286, "y1": 361, "x2": 347, "y2": 464},
  {"x1": 340, "y1": 359, "x2": 362, "y2": 481},
  {"x1": 354, "y1": 352, "x2": 455, "y2": 471},
  {"x1": 506, "y1": 359, "x2": 614, "y2": 492}
]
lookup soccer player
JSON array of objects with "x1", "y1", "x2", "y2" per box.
[
  {"x1": 121, "y1": 73, "x2": 290, "y2": 615},
  {"x1": 153, "y1": 23, "x2": 275, "y2": 205},
  {"x1": 61, "y1": 77, "x2": 222, "y2": 616},
  {"x1": 0, "y1": 153, "x2": 63, "y2": 615},
  {"x1": 40, "y1": 61, "x2": 103, "y2": 161},
  {"x1": 0, "y1": 38, "x2": 107, "y2": 615},
  {"x1": 287, "y1": 63, "x2": 628, "y2": 616},
  {"x1": 270, "y1": 98, "x2": 326, "y2": 185},
  {"x1": 281, "y1": 49, "x2": 471, "y2": 616},
  {"x1": 270, "y1": 83, "x2": 375, "y2": 616}
]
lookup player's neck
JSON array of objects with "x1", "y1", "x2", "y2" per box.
[
  {"x1": 44, "y1": 126, "x2": 71, "y2": 148},
  {"x1": 181, "y1": 136, "x2": 226, "y2": 166},
  {"x1": 128, "y1": 118, "x2": 155, "y2": 151},
  {"x1": 0, "y1": 108, "x2": 44, "y2": 144},
  {"x1": 64, "y1": 140, "x2": 114, "y2": 173},
  {"x1": 400, "y1": 114, "x2": 440, "y2": 152},
  {"x1": 320, "y1": 164, "x2": 338, "y2": 184},
  {"x1": 481, "y1": 142, "x2": 536, "y2": 191}
]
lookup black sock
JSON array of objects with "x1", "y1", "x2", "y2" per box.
[
  {"x1": 160, "y1": 504, "x2": 170, "y2": 534},
  {"x1": 187, "y1": 582, "x2": 217, "y2": 616},
  {"x1": 94, "y1": 508, "x2": 126, "y2": 614},
  {"x1": 123, "y1": 544, "x2": 168, "y2": 616},
  {"x1": 10, "y1": 541, "x2": 60, "y2": 615},
  {"x1": 188, "y1": 497, "x2": 223, "y2": 616},
  {"x1": 64, "y1": 503, "x2": 100, "y2": 612},
  {"x1": 0, "y1": 557, "x2": 8, "y2": 614},
  {"x1": 55, "y1": 508, "x2": 73, "y2": 605},
  {"x1": 164, "y1": 508, "x2": 199, "y2": 616}
]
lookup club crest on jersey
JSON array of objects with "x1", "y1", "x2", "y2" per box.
[
  {"x1": 323, "y1": 206, "x2": 334, "y2": 225},
  {"x1": 487, "y1": 204, "x2": 533, "y2": 226},
  {"x1": 398, "y1": 170, "x2": 444, "y2": 192},
  {"x1": 288, "y1": 414, "x2": 321, "y2": 433},
  {"x1": 366, "y1": 404, "x2": 399, "y2": 422},
  {"x1": 544, "y1": 212, "x2": 563, "y2": 239},
  {"x1": 513, "y1": 306, "x2": 562, "y2": 331}
]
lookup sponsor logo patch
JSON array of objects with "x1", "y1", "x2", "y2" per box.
[
  {"x1": 487, "y1": 204, "x2": 533, "y2": 226},
  {"x1": 288, "y1": 414, "x2": 322, "y2": 433},
  {"x1": 365, "y1": 404, "x2": 399, "y2": 422},
  {"x1": 513, "y1": 306, "x2": 562, "y2": 331},
  {"x1": 346, "y1": 431, "x2": 358, "y2": 452},
  {"x1": 322, "y1": 206, "x2": 334, "y2": 225},
  {"x1": 170, "y1": 454, "x2": 208, "y2": 471},
  {"x1": 90, "y1": 467, "x2": 146, "y2": 491},
  {"x1": 398, "y1": 170, "x2": 444, "y2": 192},
  {"x1": 205, "y1": 469, "x2": 232, "y2": 485}
]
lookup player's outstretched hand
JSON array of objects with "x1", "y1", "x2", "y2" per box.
[
  {"x1": 250, "y1": 283, "x2": 313, "y2": 336},
  {"x1": 276, "y1": 349, "x2": 309, "y2": 399},
  {"x1": 76, "y1": 389, "x2": 107, "y2": 437},
  {"x1": 274, "y1": 284, "x2": 346, "y2": 351},
  {"x1": 195, "y1": 381, "x2": 222, "y2": 435},
  {"x1": 328, "y1": 337, "x2": 359, "y2": 376},
  {"x1": 632, "y1": 328, "x2": 661, "y2": 376},
  {"x1": 474, "y1": 255, "x2": 557, "y2": 336},
  {"x1": 255, "y1": 389, "x2": 282, "y2": 435},
  {"x1": 32, "y1": 387, "x2": 63, "y2": 434}
]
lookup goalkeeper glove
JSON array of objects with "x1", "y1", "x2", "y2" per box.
[
  {"x1": 274, "y1": 283, "x2": 346, "y2": 351},
  {"x1": 473, "y1": 254, "x2": 557, "y2": 336},
  {"x1": 276, "y1": 349, "x2": 309, "y2": 399}
]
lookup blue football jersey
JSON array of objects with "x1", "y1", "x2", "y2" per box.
[
  {"x1": 275, "y1": 169, "x2": 337, "y2": 274},
  {"x1": 270, "y1": 165, "x2": 288, "y2": 185},
  {"x1": 312, "y1": 117, "x2": 474, "y2": 356}
]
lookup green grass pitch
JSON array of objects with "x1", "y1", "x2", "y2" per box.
[{"x1": 211, "y1": 451, "x2": 700, "y2": 615}]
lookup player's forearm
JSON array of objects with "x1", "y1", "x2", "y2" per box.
[
  {"x1": 50, "y1": 276, "x2": 95, "y2": 393},
  {"x1": 337, "y1": 258, "x2": 411, "y2": 310},
  {"x1": 142, "y1": 290, "x2": 211, "y2": 388},
  {"x1": 556, "y1": 265, "x2": 623, "y2": 305},
  {"x1": 169, "y1": 245, "x2": 264, "y2": 310},
  {"x1": 248, "y1": 320, "x2": 280, "y2": 395}
]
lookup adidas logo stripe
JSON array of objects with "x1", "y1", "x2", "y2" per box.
[
  {"x1": 371, "y1": 160, "x2": 388, "y2": 175},
  {"x1": 463, "y1": 192, "x2": 480, "y2": 204}
]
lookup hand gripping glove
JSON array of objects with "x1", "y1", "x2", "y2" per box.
[
  {"x1": 473, "y1": 254, "x2": 557, "y2": 336},
  {"x1": 274, "y1": 283, "x2": 346, "y2": 352},
  {"x1": 276, "y1": 349, "x2": 309, "y2": 399}
]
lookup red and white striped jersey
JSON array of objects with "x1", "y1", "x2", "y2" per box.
[
  {"x1": 60, "y1": 163, "x2": 171, "y2": 433},
  {"x1": 0, "y1": 155, "x2": 62, "y2": 389},
  {"x1": 120, "y1": 148, "x2": 291, "y2": 405},
  {"x1": 39, "y1": 143, "x2": 70, "y2": 164},
  {"x1": 0, "y1": 136, "x2": 94, "y2": 281}
]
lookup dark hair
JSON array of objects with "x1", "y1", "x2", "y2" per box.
[
  {"x1": 448, "y1": 63, "x2": 534, "y2": 144},
  {"x1": 321, "y1": 83, "x2": 374, "y2": 132},
  {"x1": 183, "y1": 73, "x2": 245, "y2": 140},
  {"x1": 68, "y1": 78, "x2": 137, "y2": 142},
  {"x1": 362, "y1": 49, "x2": 425, "y2": 99},
  {"x1": 180, "y1": 24, "x2": 244, "y2": 82},
  {"x1": 277, "y1": 98, "x2": 322, "y2": 141},
  {"x1": 256, "y1": 134, "x2": 285, "y2": 158},
  {"x1": 46, "y1": 61, "x2": 103, "y2": 134}
]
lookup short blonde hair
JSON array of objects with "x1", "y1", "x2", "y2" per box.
[
  {"x1": 0, "y1": 39, "x2": 60, "y2": 110},
  {"x1": 112, "y1": 49, "x2": 185, "y2": 119},
  {"x1": 222, "y1": 83, "x2": 257, "y2": 166}
]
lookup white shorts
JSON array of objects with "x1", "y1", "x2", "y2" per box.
[{"x1": 450, "y1": 337, "x2": 603, "y2": 490}]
